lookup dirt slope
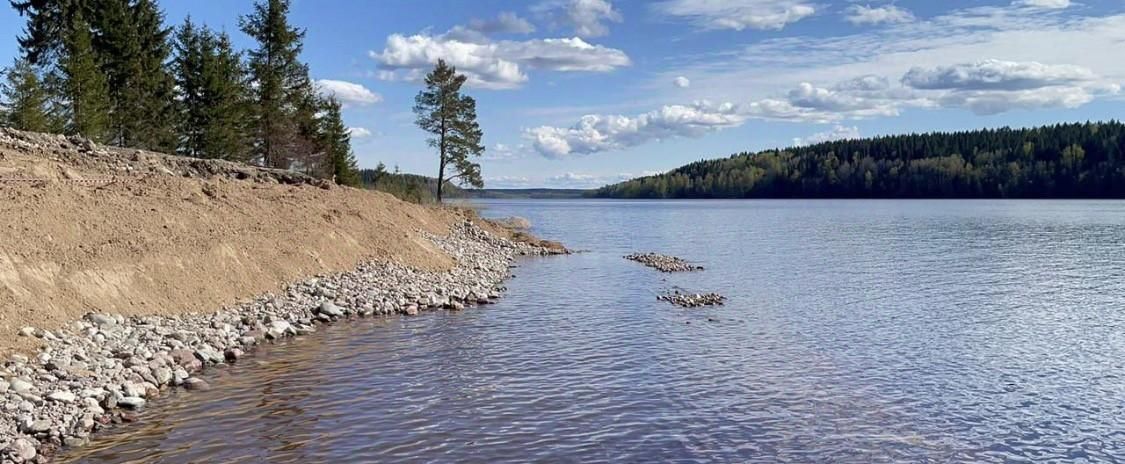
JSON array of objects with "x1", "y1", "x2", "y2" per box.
[{"x1": 0, "y1": 129, "x2": 464, "y2": 356}]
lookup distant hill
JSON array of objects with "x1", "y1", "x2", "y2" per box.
[
  {"x1": 594, "y1": 121, "x2": 1125, "y2": 199},
  {"x1": 455, "y1": 188, "x2": 591, "y2": 199}
]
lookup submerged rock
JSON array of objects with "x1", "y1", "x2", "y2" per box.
[
  {"x1": 658, "y1": 291, "x2": 726, "y2": 308},
  {"x1": 624, "y1": 253, "x2": 704, "y2": 272}
]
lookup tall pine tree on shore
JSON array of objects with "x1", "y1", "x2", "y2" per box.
[
  {"x1": 413, "y1": 59, "x2": 485, "y2": 202},
  {"x1": 240, "y1": 0, "x2": 317, "y2": 169},
  {"x1": 319, "y1": 96, "x2": 360, "y2": 186},
  {"x1": 1, "y1": 57, "x2": 57, "y2": 132}
]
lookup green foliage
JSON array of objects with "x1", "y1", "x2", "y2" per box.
[
  {"x1": 319, "y1": 96, "x2": 360, "y2": 187},
  {"x1": 239, "y1": 0, "x2": 315, "y2": 169},
  {"x1": 94, "y1": 0, "x2": 176, "y2": 152},
  {"x1": 58, "y1": 11, "x2": 110, "y2": 142},
  {"x1": 172, "y1": 18, "x2": 251, "y2": 160},
  {"x1": 595, "y1": 121, "x2": 1125, "y2": 199},
  {"x1": 413, "y1": 59, "x2": 484, "y2": 202},
  {"x1": 359, "y1": 164, "x2": 463, "y2": 204},
  {"x1": 1, "y1": 57, "x2": 57, "y2": 132}
]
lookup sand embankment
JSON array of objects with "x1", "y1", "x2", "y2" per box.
[{"x1": 0, "y1": 128, "x2": 503, "y2": 356}]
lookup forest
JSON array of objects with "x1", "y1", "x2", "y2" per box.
[
  {"x1": 1, "y1": 0, "x2": 361, "y2": 186},
  {"x1": 594, "y1": 121, "x2": 1125, "y2": 199}
]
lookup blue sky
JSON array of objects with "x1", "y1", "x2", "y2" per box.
[{"x1": 3, "y1": 0, "x2": 1124, "y2": 188}]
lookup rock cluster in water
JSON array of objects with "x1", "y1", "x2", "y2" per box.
[
  {"x1": 623, "y1": 253, "x2": 704, "y2": 273},
  {"x1": 657, "y1": 291, "x2": 726, "y2": 308},
  {"x1": 0, "y1": 221, "x2": 559, "y2": 463}
]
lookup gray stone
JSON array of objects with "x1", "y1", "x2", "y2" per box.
[
  {"x1": 9, "y1": 378, "x2": 33, "y2": 394},
  {"x1": 317, "y1": 301, "x2": 344, "y2": 317},
  {"x1": 0, "y1": 379, "x2": 8, "y2": 393},
  {"x1": 182, "y1": 377, "x2": 211, "y2": 391},
  {"x1": 18, "y1": 326, "x2": 35, "y2": 337},
  {"x1": 87, "y1": 313, "x2": 117, "y2": 327},
  {"x1": 118, "y1": 396, "x2": 146, "y2": 409},
  {"x1": 7, "y1": 438, "x2": 36, "y2": 461},
  {"x1": 266, "y1": 321, "x2": 291, "y2": 339},
  {"x1": 153, "y1": 367, "x2": 173, "y2": 386},
  {"x1": 194, "y1": 345, "x2": 223, "y2": 364},
  {"x1": 47, "y1": 391, "x2": 77, "y2": 403},
  {"x1": 20, "y1": 418, "x2": 51, "y2": 434}
]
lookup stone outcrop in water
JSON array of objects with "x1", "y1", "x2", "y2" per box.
[
  {"x1": 624, "y1": 253, "x2": 703, "y2": 272},
  {"x1": 0, "y1": 221, "x2": 559, "y2": 463},
  {"x1": 658, "y1": 291, "x2": 726, "y2": 308}
]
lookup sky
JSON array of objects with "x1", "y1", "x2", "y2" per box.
[{"x1": 3, "y1": 0, "x2": 1124, "y2": 189}]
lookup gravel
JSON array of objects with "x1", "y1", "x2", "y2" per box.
[
  {"x1": 624, "y1": 253, "x2": 704, "y2": 272},
  {"x1": 0, "y1": 220, "x2": 561, "y2": 463}
]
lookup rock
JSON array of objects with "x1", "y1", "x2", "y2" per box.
[
  {"x1": 317, "y1": 301, "x2": 344, "y2": 317},
  {"x1": 64, "y1": 436, "x2": 88, "y2": 448},
  {"x1": 20, "y1": 418, "x2": 51, "y2": 434},
  {"x1": 624, "y1": 252, "x2": 704, "y2": 273},
  {"x1": 118, "y1": 397, "x2": 146, "y2": 409},
  {"x1": 47, "y1": 391, "x2": 77, "y2": 403},
  {"x1": 7, "y1": 438, "x2": 36, "y2": 461},
  {"x1": 194, "y1": 345, "x2": 224, "y2": 365},
  {"x1": 0, "y1": 379, "x2": 9, "y2": 393},
  {"x1": 182, "y1": 377, "x2": 211, "y2": 391},
  {"x1": 403, "y1": 304, "x2": 419, "y2": 316},
  {"x1": 123, "y1": 382, "x2": 146, "y2": 398},
  {"x1": 657, "y1": 290, "x2": 726, "y2": 308},
  {"x1": 86, "y1": 313, "x2": 118, "y2": 327},
  {"x1": 9, "y1": 378, "x2": 33, "y2": 394},
  {"x1": 18, "y1": 326, "x2": 36, "y2": 337},
  {"x1": 169, "y1": 349, "x2": 203, "y2": 372},
  {"x1": 153, "y1": 367, "x2": 173, "y2": 386},
  {"x1": 224, "y1": 348, "x2": 243, "y2": 362},
  {"x1": 266, "y1": 320, "x2": 292, "y2": 340}
]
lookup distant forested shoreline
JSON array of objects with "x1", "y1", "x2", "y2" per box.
[{"x1": 595, "y1": 121, "x2": 1125, "y2": 199}]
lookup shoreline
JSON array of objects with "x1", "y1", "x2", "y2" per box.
[{"x1": 0, "y1": 220, "x2": 563, "y2": 463}]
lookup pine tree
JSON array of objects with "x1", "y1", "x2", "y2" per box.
[
  {"x1": 1, "y1": 57, "x2": 56, "y2": 132},
  {"x1": 11, "y1": 0, "x2": 92, "y2": 66},
  {"x1": 171, "y1": 17, "x2": 205, "y2": 156},
  {"x1": 319, "y1": 96, "x2": 360, "y2": 186},
  {"x1": 58, "y1": 11, "x2": 110, "y2": 142},
  {"x1": 240, "y1": 0, "x2": 314, "y2": 169},
  {"x1": 413, "y1": 59, "x2": 485, "y2": 202}
]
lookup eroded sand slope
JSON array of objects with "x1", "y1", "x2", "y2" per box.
[{"x1": 0, "y1": 129, "x2": 462, "y2": 355}]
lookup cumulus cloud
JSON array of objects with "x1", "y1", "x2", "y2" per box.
[
  {"x1": 315, "y1": 79, "x2": 382, "y2": 106},
  {"x1": 673, "y1": 76, "x2": 691, "y2": 88},
  {"x1": 483, "y1": 143, "x2": 530, "y2": 161},
  {"x1": 533, "y1": 0, "x2": 623, "y2": 37},
  {"x1": 654, "y1": 0, "x2": 816, "y2": 31},
  {"x1": 371, "y1": 33, "x2": 629, "y2": 89},
  {"x1": 845, "y1": 5, "x2": 915, "y2": 25},
  {"x1": 902, "y1": 59, "x2": 1097, "y2": 91},
  {"x1": 793, "y1": 125, "x2": 861, "y2": 146},
  {"x1": 902, "y1": 59, "x2": 1118, "y2": 114},
  {"x1": 524, "y1": 101, "x2": 746, "y2": 157},
  {"x1": 347, "y1": 127, "x2": 373, "y2": 138},
  {"x1": 1014, "y1": 0, "x2": 1071, "y2": 9}
]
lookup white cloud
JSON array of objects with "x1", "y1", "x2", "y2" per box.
[
  {"x1": 1014, "y1": 0, "x2": 1071, "y2": 9},
  {"x1": 902, "y1": 59, "x2": 1097, "y2": 91},
  {"x1": 533, "y1": 0, "x2": 623, "y2": 37},
  {"x1": 371, "y1": 33, "x2": 629, "y2": 89},
  {"x1": 524, "y1": 101, "x2": 747, "y2": 157},
  {"x1": 483, "y1": 143, "x2": 530, "y2": 161},
  {"x1": 793, "y1": 125, "x2": 861, "y2": 146},
  {"x1": 315, "y1": 79, "x2": 382, "y2": 106},
  {"x1": 654, "y1": 0, "x2": 816, "y2": 31},
  {"x1": 470, "y1": 12, "x2": 536, "y2": 35},
  {"x1": 845, "y1": 5, "x2": 915, "y2": 25},
  {"x1": 673, "y1": 76, "x2": 691, "y2": 88},
  {"x1": 347, "y1": 127, "x2": 373, "y2": 138}
]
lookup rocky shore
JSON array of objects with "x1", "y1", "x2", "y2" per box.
[
  {"x1": 624, "y1": 253, "x2": 704, "y2": 273},
  {"x1": 0, "y1": 221, "x2": 562, "y2": 463}
]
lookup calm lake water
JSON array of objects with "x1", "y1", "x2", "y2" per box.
[{"x1": 64, "y1": 200, "x2": 1125, "y2": 463}]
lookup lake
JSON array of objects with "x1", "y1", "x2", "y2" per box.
[{"x1": 63, "y1": 200, "x2": 1125, "y2": 463}]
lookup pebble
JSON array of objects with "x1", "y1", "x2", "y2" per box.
[{"x1": 0, "y1": 220, "x2": 562, "y2": 461}]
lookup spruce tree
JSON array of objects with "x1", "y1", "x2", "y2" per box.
[
  {"x1": 319, "y1": 96, "x2": 360, "y2": 186},
  {"x1": 96, "y1": 0, "x2": 176, "y2": 152},
  {"x1": 240, "y1": 0, "x2": 313, "y2": 169},
  {"x1": 1, "y1": 57, "x2": 56, "y2": 132},
  {"x1": 58, "y1": 11, "x2": 110, "y2": 142},
  {"x1": 173, "y1": 19, "x2": 250, "y2": 160},
  {"x1": 413, "y1": 59, "x2": 485, "y2": 202}
]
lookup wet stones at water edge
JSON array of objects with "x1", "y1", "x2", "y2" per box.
[
  {"x1": 624, "y1": 253, "x2": 704, "y2": 273},
  {"x1": 0, "y1": 220, "x2": 559, "y2": 463},
  {"x1": 658, "y1": 291, "x2": 727, "y2": 308}
]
